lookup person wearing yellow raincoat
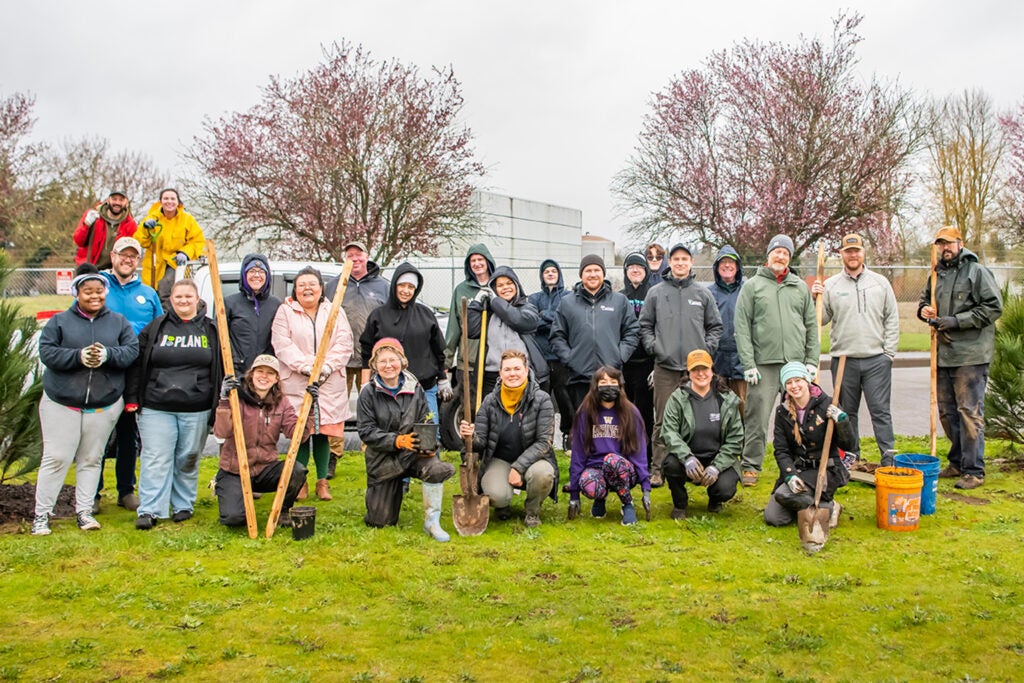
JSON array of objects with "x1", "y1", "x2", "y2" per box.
[{"x1": 134, "y1": 188, "x2": 205, "y2": 308}]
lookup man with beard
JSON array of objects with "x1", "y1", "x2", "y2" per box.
[
  {"x1": 73, "y1": 190, "x2": 138, "y2": 269},
  {"x1": 734, "y1": 234, "x2": 817, "y2": 488}
]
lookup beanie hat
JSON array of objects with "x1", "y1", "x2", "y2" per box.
[
  {"x1": 623, "y1": 252, "x2": 646, "y2": 269},
  {"x1": 579, "y1": 254, "x2": 606, "y2": 276},
  {"x1": 71, "y1": 263, "x2": 108, "y2": 293},
  {"x1": 766, "y1": 234, "x2": 794, "y2": 257},
  {"x1": 780, "y1": 361, "x2": 811, "y2": 385},
  {"x1": 395, "y1": 272, "x2": 418, "y2": 288},
  {"x1": 370, "y1": 337, "x2": 408, "y2": 370}
]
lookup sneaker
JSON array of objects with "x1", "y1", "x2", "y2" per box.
[
  {"x1": 621, "y1": 503, "x2": 638, "y2": 526},
  {"x1": 741, "y1": 470, "x2": 758, "y2": 487},
  {"x1": 591, "y1": 498, "x2": 607, "y2": 518},
  {"x1": 524, "y1": 512, "x2": 542, "y2": 528},
  {"x1": 135, "y1": 513, "x2": 158, "y2": 530},
  {"x1": 707, "y1": 500, "x2": 723, "y2": 514},
  {"x1": 829, "y1": 502, "x2": 842, "y2": 529},
  {"x1": 31, "y1": 515, "x2": 52, "y2": 536},
  {"x1": 650, "y1": 473, "x2": 664, "y2": 488},
  {"x1": 172, "y1": 510, "x2": 193, "y2": 523},
  {"x1": 495, "y1": 506, "x2": 513, "y2": 521},
  {"x1": 278, "y1": 510, "x2": 292, "y2": 528},
  {"x1": 938, "y1": 464, "x2": 962, "y2": 479},
  {"x1": 91, "y1": 498, "x2": 101, "y2": 515},
  {"x1": 954, "y1": 474, "x2": 984, "y2": 490},
  {"x1": 118, "y1": 493, "x2": 140, "y2": 511},
  {"x1": 77, "y1": 512, "x2": 101, "y2": 531},
  {"x1": 670, "y1": 507, "x2": 688, "y2": 521}
]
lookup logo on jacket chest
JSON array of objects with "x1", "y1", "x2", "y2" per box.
[{"x1": 158, "y1": 334, "x2": 209, "y2": 348}]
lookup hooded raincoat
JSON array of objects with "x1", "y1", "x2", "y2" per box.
[
  {"x1": 443, "y1": 243, "x2": 496, "y2": 369},
  {"x1": 224, "y1": 254, "x2": 282, "y2": 375},
  {"x1": 133, "y1": 201, "x2": 205, "y2": 288}
]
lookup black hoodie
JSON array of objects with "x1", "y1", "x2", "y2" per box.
[
  {"x1": 359, "y1": 262, "x2": 446, "y2": 388},
  {"x1": 223, "y1": 253, "x2": 282, "y2": 375}
]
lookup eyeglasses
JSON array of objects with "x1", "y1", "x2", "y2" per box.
[
  {"x1": 646, "y1": 256, "x2": 661, "y2": 262},
  {"x1": 115, "y1": 252, "x2": 140, "y2": 262},
  {"x1": 247, "y1": 270, "x2": 267, "y2": 278}
]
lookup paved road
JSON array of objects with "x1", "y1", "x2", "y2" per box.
[{"x1": 817, "y1": 364, "x2": 931, "y2": 439}]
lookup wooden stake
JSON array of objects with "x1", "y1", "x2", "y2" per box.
[
  {"x1": 265, "y1": 259, "x2": 353, "y2": 538},
  {"x1": 815, "y1": 242, "x2": 825, "y2": 380},
  {"x1": 205, "y1": 240, "x2": 258, "y2": 538},
  {"x1": 475, "y1": 308, "x2": 487, "y2": 412},
  {"x1": 930, "y1": 243, "x2": 938, "y2": 459}
]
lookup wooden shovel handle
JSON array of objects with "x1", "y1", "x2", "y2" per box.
[
  {"x1": 930, "y1": 244, "x2": 938, "y2": 458},
  {"x1": 813, "y1": 355, "x2": 846, "y2": 509}
]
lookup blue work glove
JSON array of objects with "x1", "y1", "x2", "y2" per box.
[
  {"x1": 143, "y1": 219, "x2": 158, "y2": 230},
  {"x1": 700, "y1": 465, "x2": 720, "y2": 487},
  {"x1": 175, "y1": 252, "x2": 188, "y2": 266},
  {"x1": 684, "y1": 456, "x2": 705, "y2": 482},
  {"x1": 743, "y1": 368, "x2": 760, "y2": 385}
]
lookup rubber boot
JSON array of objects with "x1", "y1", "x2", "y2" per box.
[{"x1": 421, "y1": 482, "x2": 450, "y2": 542}]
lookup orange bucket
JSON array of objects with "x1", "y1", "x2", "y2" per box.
[{"x1": 875, "y1": 466, "x2": 923, "y2": 531}]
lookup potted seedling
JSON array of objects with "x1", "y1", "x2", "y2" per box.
[{"x1": 413, "y1": 412, "x2": 439, "y2": 452}]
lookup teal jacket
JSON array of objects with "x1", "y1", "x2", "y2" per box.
[
  {"x1": 660, "y1": 384, "x2": 743, "y2": 475},
  {"x1": 734, "y1": 267, "x2": 817, "y2": 370}
]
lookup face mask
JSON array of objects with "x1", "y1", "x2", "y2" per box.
[{"x1": 597, "y1": 386, "x2": 620, "y2": 403}]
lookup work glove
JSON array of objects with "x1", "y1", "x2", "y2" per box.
[
  {"x1": 473, "y1": 287, "x2": 492, "y2": 304},
  {"x1": 299, "y1": 364, "x2": 314, "y2": 376},
  {"x1": 80, "y1": 346, "x2": 100, "y2": 368},
  {"x1": 641, "y1": 492, "x2": 651, "y2": 521},
  {"x1": 305, "y1": 382, "x2": 320, "y2": 399},
  {"x1": 84, "y1": 209, "x2": 100, "y2": 227},
  {"x1": 143, "y1": 219, "x2": 158, "y2": 230},
  {"x1": 175, "y1": 251, "x2": 188, "y2": 266},
  {"x1": 743, "y1": 368, "x2": 760, "y2": 385},
  {"x1": 930, "y1": 316, "x2": 959, "y2": 332},
  {"x1": 826, "y1": 404, "x2": 847, "y2": 422},
  {"x1": 395, "y1": 433, "x2": 420, "y2": 451},
  {"x1": 806, "y1": 364, "x2": 819, "y2": 380},
  {"x1": 786, "y1": 475, "x2": 809, "y2": 494},
  {"x1": 437, "y1": 377, "x2": 454, "y2": 402},
  {"x1": 318, "y1": 363, "x2": 333, "y2": 383},
  {"x1": 567, "y1": 499, "x2": 581, "y2": 521},
  {"x1": 701, "y1": 465, "x2": 720, "y2": 487},
  {"x1": 91, "y1": 343, "x2": 107, "y2": 367},
  {"x1": 647, "y1": 371, "x2": 654, "y2": 390},
  {"x1": 684, "y1": 456, "x2": 705, "y2": 482},
  {"x1": 220, "y1": 375, "x2": 241, "y2": 398}
]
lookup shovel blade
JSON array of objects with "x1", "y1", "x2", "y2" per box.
[
  {"x1": 797, "y1": 506, "x2": 831, "y2": 553},
  {"x1": 452, "y1": 494, "x2": 490, "y2": 536}
]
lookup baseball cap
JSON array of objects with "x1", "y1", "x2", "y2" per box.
[
  {"x1": 250, "y1": 354, "x2": 281, "y2": 374},
  {"x1": 686, "y1": 349, "x2": 713, "y2": 371},
  {"x1": 113, "y1": 236, "x2": 142, "y2": 253},
  {"x1": 840, "y1": 233, "x2": 864, "y2": 251},
  {"x1": 343, "y1": 240, "x2": 369, "y2": 253},
  {"x1": 934, "y1": 226, "x2": 962, "y2": 243}
]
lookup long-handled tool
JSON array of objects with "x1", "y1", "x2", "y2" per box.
[
  {"x1": 475, "y1": 308, "x2": 488, "y2": 412},
  {"x1": 929, "y1": 243, "x2": 938, "y2": 459},
  {"x1": 797, "y1": 355, "x2": 846, "y2": 553},
  {"x1": 265, "y1": 258, "x2": 353, "y2": 538},
  {"x1": 453, "y1": 297, "x2": 489, "y2": 536},
  {"x1": 814, "y1": 242, "x2": 825, "y2": 380},
  {"x1": 206, "y1": 240, "x2": 258, "y2": 538}
]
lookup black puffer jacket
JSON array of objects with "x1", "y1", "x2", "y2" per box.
[
  {"x1": 357, "y1": 370, "x2": 431, "y2": 486},
  {"x1": 224, "y1": 254, "x2": 282, "y2": 375},
  {"x1": 772, "y1": 385, "x2": 855, "y2": 502},
  {"x1": 470, "y1": 378, "x2": 559, "y2": 501}
]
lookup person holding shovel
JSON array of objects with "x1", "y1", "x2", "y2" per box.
[
  {"x1": 213, "y1": 355, "x2": 308, "y2": 528},
  {"x1": 133, "y1": 188, "x2": 205, "y2": 310},
  {"x1": 357, "y1": 338, "x2": 455, "y2": 542},
  {"x1": 763, "y1": 362, "x2": 853, "y2": 529},
  {"x1": 458, "y1": 349, "x2": 558, "y2": 527},
  {"x1": 660, "y1": 350, "x2": 744, "y2": 520},
  {"x1": 566, "y1": 366, "x2": 651, "y2": 526}
]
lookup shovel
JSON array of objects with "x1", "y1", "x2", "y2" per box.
[
  {"x1": 797, "y1": 355, "x2": 846, "y2": 553},
  {"x1": 453, "y1": 297, "x2": 489, "y2": 536}
]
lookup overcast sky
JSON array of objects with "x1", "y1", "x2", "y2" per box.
[{"x1": 3, "y1": 0, "x2": 1022, "y2": 251}]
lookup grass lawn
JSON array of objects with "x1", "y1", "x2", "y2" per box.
[
  {"x1": 1, "y1": 437, "x2": 1023, "y2": 681},
  {"x1": 4, "y1": 294, "x2": 73, "y2": 319}
]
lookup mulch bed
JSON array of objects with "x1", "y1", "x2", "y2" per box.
[{"x1": 0, "y1": 483, "x2": 76, "y2": 524}]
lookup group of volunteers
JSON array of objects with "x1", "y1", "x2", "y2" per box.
[{"x1": 33, "y1": 187, "x2": 1003, "y2": 542}]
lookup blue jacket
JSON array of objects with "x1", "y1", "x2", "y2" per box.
[
  {"x1": 550, "y1": 281, "x2": 640, "y2": 385},
  {"x1": 101, "y1": 271, "x2": 161, "y2": 335},
  {"x1": 708, "y1": 246, "x2": 745, "y2": 380},
  {"x1": 527, "y1": 259, "x2": 569, "y2": 362}
]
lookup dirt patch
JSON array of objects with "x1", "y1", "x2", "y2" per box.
[
  {"x1": 0, "y1": 483, "x2": 76, "y2": 524},
  {"x1": 850, "y1": 461, "x2": 880, "y2": 473},
  {"x1": 940, "y1": 492, "x2": 990, "y2": 505}
]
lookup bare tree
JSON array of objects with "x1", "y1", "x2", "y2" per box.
[{"x1": 0, "y1": 91, "x2": 42, "y2": 257}]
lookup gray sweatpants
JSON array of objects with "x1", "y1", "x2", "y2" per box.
[
  {"x1": 35, "y1": 394, "x2": 123, "y2": 517},
  {"x1": 480, "y1": 459, "x2": 556, "y2": 515}
]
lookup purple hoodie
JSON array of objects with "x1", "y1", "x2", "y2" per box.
[{"x1": 569, "y1": 405, "x2": 650, "y2": 497}]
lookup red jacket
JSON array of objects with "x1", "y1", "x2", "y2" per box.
[{"x1": 72, "y1": 205, "x2": 138, "y2": 266}]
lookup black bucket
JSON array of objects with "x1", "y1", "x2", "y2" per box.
[
  {"x1": 290, "y1": 506, "x2": 317, "y2": 540},
  {"x1": 413, "y1": 422, "x2": 438, "y2": 452}
]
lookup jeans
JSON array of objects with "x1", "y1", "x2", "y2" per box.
[
  {"x1": 936, "y1": 364, "x2": 988, "y2": 477},
  {"x1": 137, "y1": 408, "x2": 210, "y2": 518},
  {"x1": 831, "y1": 353, "x2": 895, "y2": 457}
]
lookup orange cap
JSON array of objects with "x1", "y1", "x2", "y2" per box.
[
  {"x1": 686, "y1": 349, "x2": 713, "y2": 372},
  {"x1": 934, "y1": 226, "x2": 962, "y2": 243}
]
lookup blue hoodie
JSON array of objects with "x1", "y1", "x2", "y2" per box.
[
  {"x1": 527, "y1": 258, "x2": 568, "y2": 361},
  {"x1": 101, "y1": 270, "x2": 161, "y2": 335},
  {"x1": 708, "y1": 246, "x2": 745, "y2": 380}
]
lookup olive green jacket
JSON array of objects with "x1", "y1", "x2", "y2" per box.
[
  {"x1": 660, "y1": 385, "x2": 744, "y2": 475},
  {"x1": 734, "y1": 266, "x2": 817, "y2": 370}
]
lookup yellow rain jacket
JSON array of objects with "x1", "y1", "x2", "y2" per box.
[{"x1": 133, "y1": 201, "x2": 206, "y2": 288}]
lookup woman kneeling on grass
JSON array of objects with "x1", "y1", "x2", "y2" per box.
[
  {"x1": 128, "y1": 279, "x2": 220, "y2": 530},
  {"x1": 33, "y1": 264, "x2": 138, "y2": 535},
  {"x1": 660, "y1": 350, "x2": 743, "y2": 520},
  {"x1": 357, "y1": 338, "x2": 455, "y2": 542},
  {"x1": 458, "y1": 350, "x2": 559, "y2": 528},
  {"x1": 764, "y1": 362, "x2": 852, "y2": 529},
  {"x1": 567, "y1": 366, "x2": 651, "y2": 526},
  {"x1": 214, "y1": 355, "x2": 309, "y2": 528}
]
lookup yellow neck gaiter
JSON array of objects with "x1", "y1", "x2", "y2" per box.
[{"x1": 500, "y1": 382, "x2": 527, "y2": 415}]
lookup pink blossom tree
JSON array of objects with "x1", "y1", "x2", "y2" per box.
[
  {"x1": 613, "y1": 13, "x2": 924, "y2": 265},
  {"x1": 187, "y1": 42, "x2": 485, "y2": 264}
]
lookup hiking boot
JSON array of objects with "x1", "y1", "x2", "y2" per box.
[
  {"x1": 741, "y1": 470, "x2": 758, "y2": 487},
  {"x1": 326, "y1": 453, "x2": 338, "y2": 480},
  {"x1": 954, "y1": 474, "x2": 984, "y2": 490},
  {"x1": 297, "y1": 482, "x2": 308, "y2": 500},
  {"x1": 172, "y1": 510, "x2": 193, "y2": 523},
  {"x1": 316, "y1": 479, "x2": 332, "y2": 501},
  {"x1": 591, "y1": 498, "x2": 607, "y2": 518},
  {"x1": 650, "y1": 473, "x2": 664, "y2": 488},
  {"x1": 670, "y1": 507, "x2": 688, "y2": 521},
  {"x1": 135, "y1": 513, "x2": 158, "y2": 530},
  {"x1": 31, "y1": 515, "x2": 52, "y2": 536},
  {"x1": 495, "y1": 506, "x2": 513, "y2": 521},
  {"x1": 524, "y1": 512, "x2": 542, "y2": 528},
  {"x1": 278, "y1": 510, "x2": 292, "y2": 528},
  {"x1": 91, "y1": 497, "x2": 101, "y2": 515},
  {"x1": 621, "y1": 503, "x2": 638, "y2": 526},
  {"x1": 829, "y1": 502, "x2": 842, "y2": 529},
  {"x1": 938, "y1": 464, "x2": 961, "y2": 479},
  {"x1": 707, "y1": 500, "x2": 723, "y2": 514},
  {"x1": 118, "y1": 493, "x2": 140, "y2": 511},
  {"x1": 77, "y1": 512, "x2": 101, "y2": 531}
]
